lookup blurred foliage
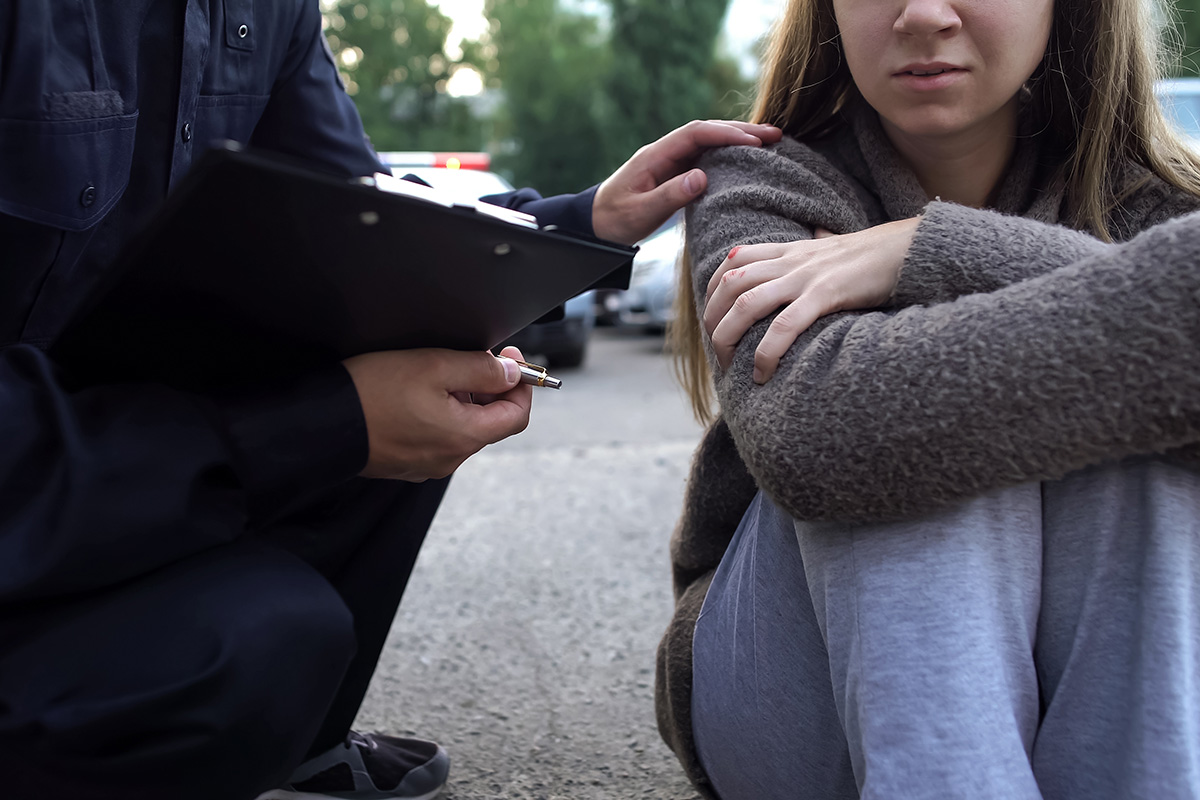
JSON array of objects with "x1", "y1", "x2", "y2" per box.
[
  {"x1": 322, "y1": 0, "x2": 486, "y2": 150},
  {"x1": 323, "y1": 0, "x2": 753, "y2": 193},
  {"x1": 483, "y1": 0, "x2": 613, "y2": 195},
  {"x1": 1170, "y1": 0, "x2": 1200, "y2": 76},
  {"x1": 707, "y1": 46, "x2": 757, "y2": 122},
  {"x1": 485, "y1": 0, "x2": 746, "y2": 192},
  {"x1": 604, "y1": 0, "x2": 734, "y2": 166}
]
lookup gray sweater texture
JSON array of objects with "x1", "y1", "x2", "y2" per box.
[{"x1": 654, "y1": 103, "x2": 1200, "y2": 796}]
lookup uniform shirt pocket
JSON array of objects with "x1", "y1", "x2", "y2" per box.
[
  {"x1": 193, "y1": 94, "x2": 271, "y2": 151},
  {"x1": 0, "y1": 111, "x2": 137, "y2": 231},
  {"x1": 224, "y1": 0, "x2": 256, "y2": 51}
]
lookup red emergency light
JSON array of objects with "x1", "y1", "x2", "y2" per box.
[
  {"x1": 377, "y1": 151, "x2": 493, "y2": 171},
  {"x1": 432, "y1": 152, "x2": 491, "y2": 170}
]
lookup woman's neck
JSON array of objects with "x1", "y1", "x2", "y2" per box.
[{"x1": 880, "y1": 102, "x2": 1019, "y2": 209}]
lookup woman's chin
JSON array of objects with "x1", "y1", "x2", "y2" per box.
[{"x1": 880, "y1": 107, "x2": 1007, "y2": 145}]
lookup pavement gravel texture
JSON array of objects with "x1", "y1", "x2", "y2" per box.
[{"x1": 353, "y1": 330, "x2": 707, "y2": 800}]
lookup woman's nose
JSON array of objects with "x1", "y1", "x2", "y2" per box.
[{"x1": 893, "y1": 0, "x2": 962, "y2": 36}]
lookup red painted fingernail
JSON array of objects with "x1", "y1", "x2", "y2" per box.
[{"x1": 729, "y1": 246, "x2": 740, "y2": 259}]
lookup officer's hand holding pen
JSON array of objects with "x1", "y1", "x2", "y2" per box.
[
  {"x1": 453, "y1": 354, "x2": 561, "y2": 408},
  {"x1": 343, "y1": 346, "x2": 533, "y2": 481},
  {"x1": 515, "y1": 360, "x2": 562, "y2": 390}
]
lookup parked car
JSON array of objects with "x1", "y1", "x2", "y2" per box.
[
  {"x1": 593, "y1": 286, "x2": 625, "y2": 326},
  {"x1": 1157, "y1": 78, "x2": 1200, "y2": 150},
  {"x1": 377, "y1": 151, "x2": 514, "y2": 200},
  {"x1": 376, "y1": 151, "x2": 596, "y2": 368},
  {"x1": 615, "y1": 216, "x2": 684, "y2": 332}
]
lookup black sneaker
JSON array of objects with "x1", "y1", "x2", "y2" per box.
[{"x1": 256, "y1": 731, "x2": 450, "y2": 800}]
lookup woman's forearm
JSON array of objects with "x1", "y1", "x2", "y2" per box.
[
  {"x1": 895, "y1": 192, "x2": 1200, "y2": 307},
  {"x1": 718, "y1": 212, "x2": 1200, "y2": 522},
  {"x1": 895, "y1": 203, "x2": 1108, "y2": 305}
]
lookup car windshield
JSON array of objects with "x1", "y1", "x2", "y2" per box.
[
  {"x1": 1157, "y1": 79, "x2": 1200, "y2": 142},
  {"x1": 638, "y1": 221, "x2": 684, "y2": 259},
  {"x1": 641, "y1": 211, "x2": 683, "y2": 243}
]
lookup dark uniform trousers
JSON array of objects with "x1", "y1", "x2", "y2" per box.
[{"x1": 0, "y1": 477, "x2": 448, "y2": 800}]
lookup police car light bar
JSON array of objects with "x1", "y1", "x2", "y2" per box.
[{"x1": 376, "y1": 151, "x2": 492, "y2": 170}]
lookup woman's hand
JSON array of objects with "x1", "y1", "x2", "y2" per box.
[{"x1": 704, "y1": 217, "x2": 920, "y2": 382}]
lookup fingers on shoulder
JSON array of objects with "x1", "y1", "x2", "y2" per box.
[
  {"x1": 754, "y1": 279, "x2": 846, "y2": 374},
  {"x1": 754, "y1": 304, "x2": 818, "y2": 382},
  {"x1": 709, "y1": 276, "x2": 788, "y2": 353},
  {"x1": 690, "y1": 119, "x2": 783, "y2": 144},
  {"x1": 660, "y1": 120, "x2": 768, "y2": 159},
  {"x1": 705, "y1": 242, "x2": 787, "y2": 298}
]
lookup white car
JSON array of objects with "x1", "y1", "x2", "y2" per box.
[
  {"x1": 377, "y1": 151, "x2": 515, "y2": 202},
  {"x1": 615, "y1": 216, "x2": 684, "y2": 332}
]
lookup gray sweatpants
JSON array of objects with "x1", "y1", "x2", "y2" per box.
[{"x1": 691, "y1": 457, "x2": 1200, "y2": 800}]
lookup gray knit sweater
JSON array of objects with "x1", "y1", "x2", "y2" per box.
[{"x1": 655, "y1": 104, "x2": 1200, "y2": 796}]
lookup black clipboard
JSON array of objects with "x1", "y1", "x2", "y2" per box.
[{"x1": 52, "y1": 143, "x2": 635, "y2": 391}]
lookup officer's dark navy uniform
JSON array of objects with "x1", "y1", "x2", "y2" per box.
[{"x1": 0, "y1": 2, "x2": 595, "y2": 798}]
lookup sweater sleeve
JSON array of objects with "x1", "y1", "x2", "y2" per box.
[
  {"x1": 893, "y1": 184, "x2": 1200, "y2": 307},
  {"x1": 684, "y1": 140, "x2": 880, "y2": 257},
  {"x1": 712, "y1": 212, "x2": 1200, "y2": 522},
  {"x1": 893, "y1": 203, "x2": 1108, "y2": 306}
]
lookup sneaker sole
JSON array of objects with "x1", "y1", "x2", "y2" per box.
[{"x1": 254, "y1": 789, "x2": 445, "y2": 800}]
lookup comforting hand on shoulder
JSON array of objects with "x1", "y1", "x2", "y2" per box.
[
  {"x1": 592, "y1": 120, "x2": 782, "y2": 245},
  {"x1": 704, "y1": 217, "x2": 920, "y2": 382}
]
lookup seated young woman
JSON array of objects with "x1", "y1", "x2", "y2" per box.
[{"x1": 654, "y1": 0, "x2": 1200, "y2": 798}]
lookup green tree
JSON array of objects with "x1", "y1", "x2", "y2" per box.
[
  {"x1": 604, "y1": 0, "x2": 732, "y2": 161},
  {"x1": 484, "y1": 0, "x2": 613, "y2": 194},
  {"x1": 323, "y1": 0, "x2": 485, "y2": 150},
  {"x1": 1168, "y1": 0, "x2": 1200, "y2": 76},
  {"x1": 706, "y1": 48, "x2": 756, "y2": 121}
]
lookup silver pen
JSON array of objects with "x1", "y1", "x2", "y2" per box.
[{"x1": 517, "y1": 360, "x2": 562, "y2": 389}]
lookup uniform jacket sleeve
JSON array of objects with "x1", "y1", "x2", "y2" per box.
[
  {"x1": 248, "y1": 0, "x2": 385, "y2": 177},
  {"x1": 687, "y1": 142, "x2": 1200, "y2": 523}
]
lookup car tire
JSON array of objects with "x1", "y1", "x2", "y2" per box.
[{"x1": 546, "y1": 340, "x2": 587, "y2": 369}]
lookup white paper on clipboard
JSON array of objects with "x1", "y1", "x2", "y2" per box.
[{"x1": 370, "y1": 172, "x2": 540, "y2": 229}]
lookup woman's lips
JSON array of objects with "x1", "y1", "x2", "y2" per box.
[
  {"x1": 895, "y1": 61, "x2": 962, "y2": 75},
  {"x1": 892, "y1": 66, "x2": 967, "y2": 90}
]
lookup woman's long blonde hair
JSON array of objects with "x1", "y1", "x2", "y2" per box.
[{"x1": 672, "y1": 0, "x2": 1200, "y2": 424}]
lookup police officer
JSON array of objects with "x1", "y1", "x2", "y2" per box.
[{"x1": 0, "y1": 2, "x2": 779, "y2": 799}]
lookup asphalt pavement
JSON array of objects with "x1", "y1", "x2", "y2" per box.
[{"x1": 352, "y1": 327, "x2": 708, "y2": 800}]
